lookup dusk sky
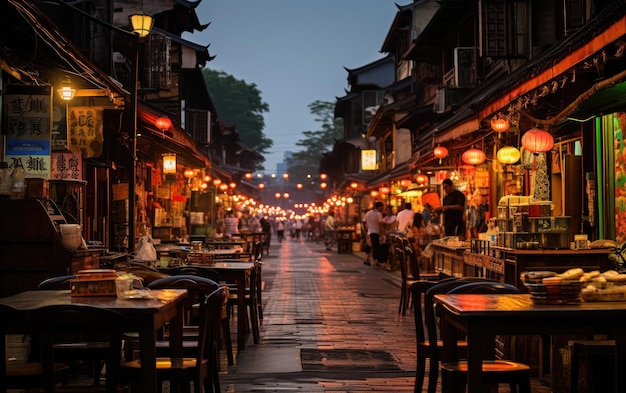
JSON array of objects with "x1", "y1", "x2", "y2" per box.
[{"x1": 184, "y1": 0, "x2": 403, "y2": 174}]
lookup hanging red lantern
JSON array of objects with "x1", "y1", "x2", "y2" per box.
[
  {"x1": 433, "y1": 146, "x2": 449, "y2": 160},
  {"x1": 155, "y1": 115, "x2": 172, "y2": 131},
  {"x1": 521, "y1": 128, "x2": 554, "y2": 153},
  {"x1": 462, "y1": 148, "x2": 486, "y2": 165},
  {"x1": 415, "y1": 173, "x2": 428, "y2": 185},
  {"x1": 490, "y1": 116, "x2": 510, "y2": 133}
]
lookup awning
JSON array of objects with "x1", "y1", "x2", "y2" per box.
[{"x1": 137, "y1": 107, "x2": 210, "y2": 168}]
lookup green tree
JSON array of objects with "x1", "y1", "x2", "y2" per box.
[
  {"x1": 286, "y1": 100, "x2": 343, "y2": 181},
  {"x1": 202, "y1": 68, "x2": 273, "y2": 161}
]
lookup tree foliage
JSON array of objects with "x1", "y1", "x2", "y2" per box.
[
  {"x1": 286, "y1": 100, "x2": 343, "y2": 181},
  {"x1": 202, "y1": 68, "x2": 273, "y2": 158}
]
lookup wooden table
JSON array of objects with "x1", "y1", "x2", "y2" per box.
[
  {"x1": 0, "y1": 289, "x2": 187, "y2": 393},
  {"x1": 434, "y1": 293, "x2": 626, "y2": 393},
  {"x1": 204, "y1": 240, "x2": 245, "y2": 250},
  {"x1": 210, "y1": 261, "x2": 256, "y2": 350}
]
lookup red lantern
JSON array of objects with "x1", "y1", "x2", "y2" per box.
[
  {"x1": 433, "y1": 146, "x2": 449, "y2": 160},
  {"x1": 415, "y1": 173, "x2": 428, "y2": 185},
  {"x1": 462, "y1": 148, "x2": 486, "y2": 165},
  {"x1": 155, "y1": 116, "x2": 172, "y2": 131},
  {"x1": 521, "y1": 128, "x2": 554, "y2": 153},
  {"x1": 490, "y1": 117, "x2": 510, "y2": 133}
]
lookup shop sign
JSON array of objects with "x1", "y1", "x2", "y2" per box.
[
  {"x1": 361, "y1": 149, "x2": 377, "y2": 170},
  {"x1": 68, "y1": 106, "x2": 104, "y2": 158},
  {"x1": 50, "y1": 151, "x2": 82, "y2": 180},
  {"x1": 3, "y1": 85, "x2": 52, "y2": 179}
]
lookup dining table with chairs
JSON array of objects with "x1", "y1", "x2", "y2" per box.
[
  {"x1": 434, "y1": 293, "x2": 626, "y2": 393},
  {"x1": 0, "y1": 288, "x2": 188, "y2": 393}
]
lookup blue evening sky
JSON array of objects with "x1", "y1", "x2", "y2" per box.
[{"x1": 184, "y1": 0, "x2": 402, "y2": 174}]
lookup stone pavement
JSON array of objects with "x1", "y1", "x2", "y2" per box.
[{"x1": 220, "y1": 237, "x2": 552, "y2": 393}]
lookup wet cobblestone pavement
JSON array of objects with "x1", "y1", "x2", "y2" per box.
[{"x1": 220, "y1": 238, "x2": 552, "y2": 393}]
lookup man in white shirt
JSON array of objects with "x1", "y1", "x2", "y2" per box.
[
  {"x1": 396, "y1": 202, "x2": 415, "y2": 233},
  {"x1": 363, "y1": 202, "x2": 385, "y2": 265},
  {"x1": 324, "y1": 211, "x2": 336, "y2": 250}
]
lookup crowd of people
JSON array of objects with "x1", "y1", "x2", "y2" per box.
[{"x1": 212, "y1": 179, "x2": 486, "y2": 271}]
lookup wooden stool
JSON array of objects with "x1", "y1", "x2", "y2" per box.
[{"x1": 570, "y1": 339, "x2": 615, "y2": 393}]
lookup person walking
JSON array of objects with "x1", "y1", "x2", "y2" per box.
[
  {"x1": 362, "y1": 201, "x2": 385, "y2": 266},
  {"x1": 396, "y1": 202, "x2": 415, "y2": 233},
  {"x1": 324, "y1": 211, "x2": 336, "y2": 250},
  {"x1": 224, "y1": 209, "x2": 239, "y2": 237},
  {"x1": 434, "y1": 178, "x2": 467, "y2": 239},
  {"x1": 276, "y1": 220, "x2": 285, "y2": 243}
]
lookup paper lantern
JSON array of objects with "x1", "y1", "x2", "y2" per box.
[
  {"x1": 183, "y1": 169, "x2": 195, "y2": 179},
  {"x1": 162, "y1": 153, "x2": 176, "y2": 174},
  {"x1": 521, "y1": 128, "x2": 554, "y2": 153},
  {"x1": 496, "y1": 146, "x2": 521, "y2": 164},
  {"x1": 490, "y1": 117, "x2": 510, "y2": 133},
  {"x1": 462, "y1": 148, "x2": 486, "y2": 165},
  {"x1": 415, "y1": 173, "x2": 428, "y2": 185},
  {"x1": 155, "y1": 116, "x2": 172, "y2": 131},
  {"x1": 379, "y1": 186, "x2": 390, "y2": 195},
  {"x1": 433, "y1": 146, "x2": 449, "y2": 160}
]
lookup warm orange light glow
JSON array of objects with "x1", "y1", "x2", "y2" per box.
[
  {"x1": 400, "y1": 179, "x2": 411, "y2": 188},
  {"x1": 229, "y1": 182, "x2": 237, "y2": 189},
  {"x1": 283, "y1": 192, "x2": 290, "y2": 198},
  {"x1": 212, "y1": 178, "x2": 222, "y2": 187},
  {"x1": 282, "y1": 173, "x2": 289, "y2": 180},
  {"x1": 275, "y1": 192, "x2": 281, "y2": 199},
  {"x1": 320, "y1": 173, "x2": 328, "y2": 180},
  {"x1": 350, "y1": 182, "x2": 358, "y2": 189},
  {"x1": 433, "y1": 146, "x2": 449, "y2": 159},
  {"x1": 370, "y1": 190, "x2": 379, "y2": 198},
  {"x1": 204, "y1": 175, "x2": 211, "y2": 182},
  {"x1": 245, "y1": 172, "x2": 253, "y2": 179},
  {"x1": 258, "y1": 183, "x2": 265, "y2": 189},
  {"x1": 497, "y1": 146, "x2": 521, "y2": 164},
  {"x1": 183, "y1": 169, "x2": 195, "y2": 179},
  {"x1": 461, "y1": 148, "x2": 487, "y2": 165},
  {"x1": 219, "y1": 184, "x2": 228, "y2": 191},
  {"x1": 162, "y1": 153, "x2": 176, "y2": 175},
  {"x1": 296, "y1": 183, "x2": 303, "y2": 189},
  {"x1": 415, "y1": 174, "x2": 428, "y2": 185},
  {"x1": 522, "y1": 128, "x2": 554, "y2": 153},
  {"x1": 490, "y1": 117, "x2": 510, "y2": 133},
  {"x1": 380, "y1": 186, "x2": 390, "y2": 194},
  {"x1": 200, "y1": 183, "x2": 208, "y2": 191},
  {"x1": 320, "y1": 182, "x2": 327, "y2": 189},
  {"x1": 155, "y1": 116, "x2": 172, "y2": 131}
]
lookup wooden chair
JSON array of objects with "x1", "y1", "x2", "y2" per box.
[
  {"x1": 434, "y1": 281, "x2": 531, "y2": 393},
  {"x1": 0, "y1": 303, "x2": 70, "y2": 392},
  {"x1": 28, "y1": 304, "x2": 126, "y2": 393},
  {"x1": 419, "y1": 277, "x2": 496, "y2": 393},
  {"x1": 120, "y1": 286, "x2": 228, "y2": 393},
  {"x1": 399, "y1": 243, "x2": 441, "y2": 315},
  {"x1": 146, "y1": 275, "x2": 233, "y2": 366},
  {"x1": 38, "y1": 275, "x2": 111, "y2": 386}
]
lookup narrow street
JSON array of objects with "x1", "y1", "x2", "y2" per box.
[{"x1": 221, "y1": 237, "x2": 551, "y2": 392}]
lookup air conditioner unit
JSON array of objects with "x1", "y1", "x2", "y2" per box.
[{"x1": 453, "y1": 47, "x2": 476, "y2": 88}]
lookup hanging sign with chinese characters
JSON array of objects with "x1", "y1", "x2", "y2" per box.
[
  {"x1": 50, "y1": 151, "x2": 82, "y2": 180},
  {"x1": 361, "y1": 149, "x2": 377, "y2": 171},
  {"x1": 3, "y1": 85, "x2": 52, "y2": 178},
  {"x1": 68, "y1": 106, "x2": 104, "y2": 158}
]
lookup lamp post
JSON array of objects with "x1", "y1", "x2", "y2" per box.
[{"x1": 127, "y1": 12, "x2": 153, "y2": 252}]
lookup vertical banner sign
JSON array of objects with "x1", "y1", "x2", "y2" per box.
[
  {"x1": 4, "y1": 85, "x2": 52, "y2": 179},
  {"x1": 50, "y1": 151, "x2": 83, "y2": 180},
  {"x1": 68, "y1": 106, "x2": 104, "y2": 158},
  {"x1": 361, "y1": 149, "x2": 377, "y2": 171}
]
